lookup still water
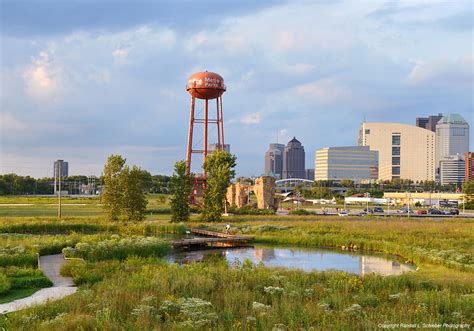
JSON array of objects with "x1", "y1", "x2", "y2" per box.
[{"x1": 169, "y1": 246, "x2": 415, "y2": 276}]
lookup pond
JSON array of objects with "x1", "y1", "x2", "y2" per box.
[{"x1": 168, "y1": 245, "x2": 416, "y2": 276}]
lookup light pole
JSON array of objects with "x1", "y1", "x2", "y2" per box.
[{"x1": 58, "y1": 162, "x2": 62, "y2": 219}]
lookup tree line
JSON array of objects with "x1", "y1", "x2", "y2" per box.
[{"x1": 0, "y1": 174, "x2": 172, "y2": 195}]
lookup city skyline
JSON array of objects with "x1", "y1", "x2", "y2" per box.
[{"x1": 1, "y1": 1, "x2": 472, "y2": 178}]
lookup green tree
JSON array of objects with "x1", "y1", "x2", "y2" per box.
[
  {"x1": 201, "y1": 151, "x2": 237, "y2": 222},
  {"x1": 102, "y1": 155, "x2": 127, "y2": 221},
  {"x1": 462, "y1": 180, "x2": 474, "y2": 195},
  {"x1": 170, "y1": 160, "x2": 193, "y2": 222},
  {"x1": 122, "y1": 166, "x2": 149, "y2": 222}
]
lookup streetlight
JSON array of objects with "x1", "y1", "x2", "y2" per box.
[{"x1": 365, "y1": 192, "x2": 370, "y2": 212}]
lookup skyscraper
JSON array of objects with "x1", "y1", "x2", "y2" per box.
[
  {"x1": 264, "y1": 143, "x2": 284, "y2": 179},
  {"x1": 416, "y1": 113, "x2": 443, "y2": 132},
  {"x1": 53, "y1": 160, "x2": 69, "y2": 194},
  {"x1": 435, "y1": 114, "x2": 469, "y2": 173},
  {"x1": 359, "y1": 122, "x2": 435, "y2": 182},
  {"x1": 282, "y1": 137, "x2": 305, "y2": 179}
]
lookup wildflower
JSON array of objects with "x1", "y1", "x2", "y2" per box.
[
  {"x1": 252, "y1": 302, "x2": 271, "y2": 315},
  {"x1": 246, "y1": 316, "x2": 257, "y2": 324},
  {"x1": 344, "y1": 304, "x2": 363, "y2": 316},
  {"x1": 273, "y1": 323, "x2": 288, "y2": 331},
  {"x1": 388, "y1": 293, "x2": 404, "y2": 301},
  {"x1": 264, "y1": 286, "x2": 284, "y2": 295}
]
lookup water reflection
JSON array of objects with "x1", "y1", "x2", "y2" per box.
[{"x1": 169, "y1": 246, "x2": 415, "y2": 276}]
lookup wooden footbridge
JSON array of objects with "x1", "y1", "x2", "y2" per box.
[{"x1": 171, "y1": 229, "x2": 254, "y2": 249}]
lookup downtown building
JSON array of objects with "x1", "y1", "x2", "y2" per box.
[
  {"x1": 439, "y1": 154, "x2": 465, "y2": 186},
  {"x1": 358, "y1": 122, "x2": 435, "y2": 182},
  {"x1": 264, "y1": 143, "x2": 284, "y2": 179},
  {"x1": 208, "y1": 143, "x2": 230, "y2": 153},
  {"x1": 53, "y1": 160, "x2": 69, "y2": 194},
  {"x1": 314, "y1": 146, "x2": 378, "y2": 182},
  {"x1": 416, "y1": 113, "x2": 443, "y2": 132},
  {"x1": 282, "y1": 137, "x2": 305, "y2": 179},
  {"x1": 465, "y1": 152, "x2": 474, "y2": 182},
  {"x1": 435, "y1": 114, "x2": 469, "y2": 177}
]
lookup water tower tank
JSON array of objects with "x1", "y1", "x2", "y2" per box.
[{"x1": 186, "y1": 71, "x2": 226, "y2": 100}]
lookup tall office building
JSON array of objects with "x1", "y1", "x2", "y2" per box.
[
  {"x1": 416, "y1": 113, "x2": 443, "y2": 132},
  {"x1": 359, "y1": 122, "x2": 435, "y2": 182},
  {"x1": 208, "y1": 143, "x2": 230, "y2": 153},
  {"x1": 53, "y1": 160, "x2": 69, "y2": 194},
  {"x1": 465, "y1": 152, "x2": 474, "y2": 182},
  {"x1": 264, "y1": 143, "x2": 284, "y2": 179},
  {"x1": 305, "y1": 169, "x2": 315, "y2": 181},
  {"x1": 435, "y1": 114, "x2": 469, "y2": 172},
  {"x1": 314, "y1": 146, "x2": 378, "y2": 181},
  {"x1": 282, "y1": 137, "x2": 305, "y2": 179},
  {"x1": 440, "y1": 154, "x2": 465, "y2": 186}
]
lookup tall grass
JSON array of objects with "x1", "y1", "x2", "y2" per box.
[
  {"x1": 62, "y1": 237, "x2": 172, "y2": 261},
  {"x1": 4, "y1": 257, "x2": 473, "y2": 330}
]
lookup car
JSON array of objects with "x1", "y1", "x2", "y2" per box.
[
  {"x1": 358, "y1": 211, "x2": 368, "y2": 216},
  {"x1": 397, "y1": 208, "x2": 414, "y2": 214},
  {"x1": 416, "y1": 209, "x2": 427, "y2": 215},
  {"x1": 374, "y1": 207, "x2": 384, "y2": 213},
  {"x1": 449, "y1": 209, "x2": 460, "y2": 215},
  {"x1": 363, "y1": 208, "x2": 373, "y2": 213},
  {"x1": 338, "y1": 212, "x2": 349, "y2": 217},
  {"x1": 428, "y1": 208, "x2": 443, "y2": 215}
]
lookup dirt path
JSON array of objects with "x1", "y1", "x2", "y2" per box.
[{"x1": 0, "y1": 254, "x2": 77, "y2": 314}]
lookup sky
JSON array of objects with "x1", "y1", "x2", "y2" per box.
[{"x1": 0, "y1": 0, "x2": 473, "y2": 178}]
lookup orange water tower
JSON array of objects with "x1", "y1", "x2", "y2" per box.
[{"x1": 185, "y1": 71, "x2": 226, "y2": 202}]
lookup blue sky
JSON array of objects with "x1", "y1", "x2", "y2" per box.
[{"x1": 1, "y1": 0, "x2": 472, "y2": 178}]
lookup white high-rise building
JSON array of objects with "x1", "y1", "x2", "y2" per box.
[
  {"x1": 435, "y1": 114, "x2": 469, "y2": 173},
  {"x1": 439, "y1": 154, "x2": 465, "y2": 186},
  {"x1": 359, "y1": 122, "x2": 435, "y2": 182},
  {"x1": 314, "y1": 146, "x2": 378, "y2": 181}
]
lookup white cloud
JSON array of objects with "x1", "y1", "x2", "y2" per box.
[
  {"x1": 295, "y1": 78, "x2": 349, "y2": 103},
  {"x1": 23, "y1": 51, "x2": 62, "y2": 100},
  {"x1": 240, "y1": 113, "x2": 261, "y2": 125},
  {"x1": 408, "y1": 54, "x2": 473, "y2": 85},
  {"x1": 113, "y1": 48, "x2": 129, "y2": 59}
]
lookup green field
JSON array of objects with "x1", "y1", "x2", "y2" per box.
[{"x1": 0, "y1": 198, "x2": 473, "y2": 330}]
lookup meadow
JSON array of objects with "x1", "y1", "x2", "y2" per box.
[{"x1": 0, "y1": 198, "x2": 472, "y2": 330}]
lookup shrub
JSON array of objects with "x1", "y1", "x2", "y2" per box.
[
  {"x1": 0, "y1": 273, "x2": 11, "y2": 294},
  {"x1": 9, "y1": 275, "x2": 52, "y2": 289},
  {"x1": 289, "y1": 209, "x2": 315, "y2": 215},
  {"x1": 63, "y1": 236, "x2": 172, "y2": 261}
]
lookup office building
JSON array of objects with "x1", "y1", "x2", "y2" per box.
[
  {"x1": 282, "y1": 137, "x2": 305, "y2": 179},
  {"x1": 359, "y1": 122, "x2": 435, "y2": 182},
  {"x1": 440, "y1": 154, "x2": 465, "y2": 186},
  {"x1": 264, "y1": 143, "x2": 284, "y2": 179},
  {"x1": 416, "y1": 113, "x2": 443, "y2": 132},
  {"x1": 53, "y1": 160, "x2": 69, "y2": 194},
  {"x1": 208, "y1": 143, "x2": 230, "y2": 153},
  {"x1": 435, "y1": 114, "x2": 469, "y2": 172},
  {"x1": 314, "y1": 146, "x2": 378, "y2": 181},
  {"x1": 465, "y1": 152, "x2": 474, "y2": 182},
  {"x1": 305, "y1": 169, "x2": 315, "y2": 181}
]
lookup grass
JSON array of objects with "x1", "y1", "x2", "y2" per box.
[
  {"x1": 0, "y1": 201, "x2": 472, "y2": 329},
  {"x1": 0, "y1": 288, "x2": 42, "y2": 304}
]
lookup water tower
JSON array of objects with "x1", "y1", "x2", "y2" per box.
[{"x1": 185, "y1": 71, "x2": 226, "y2": 201}]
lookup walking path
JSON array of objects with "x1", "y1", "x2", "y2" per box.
[{"x1": 0, "y1": 254, "x2": 77, "y2": 314}]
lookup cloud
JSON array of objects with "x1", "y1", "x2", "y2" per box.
[
  {"x1": 113, "y1": 47, "x2": 129, "y2": 59},
  {"x1": 295, "y1": 78, "x2": 349, "y2": 103},
  {"x1": 407, "y1": 54, "x2": 473, "y2": 86},
  {"x1": 241, "y1": 113, "x2": 262, "y2": 125},
  {"x1": 23, "y1": 51, "x2": 62, "y2": 100}
]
